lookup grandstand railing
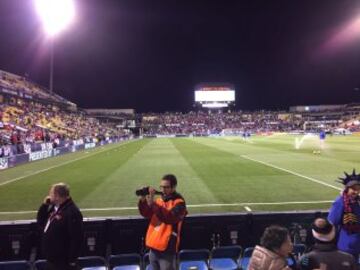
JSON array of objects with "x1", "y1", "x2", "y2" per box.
[{"x1": 0, "y1": 211, "x2": 325, "y2": 262}]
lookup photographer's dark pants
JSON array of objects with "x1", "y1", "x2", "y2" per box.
[{"x1": 149, "y1": 249, "x2": 176, "y2": 270}]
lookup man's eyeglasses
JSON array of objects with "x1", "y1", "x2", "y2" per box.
[{"x1": 159, "y1": 185, "x2": 171, "y2": 189}]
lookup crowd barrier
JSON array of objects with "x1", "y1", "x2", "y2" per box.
[{"x1": 0, "y1": 211, "x2": 326, "y2": 262}]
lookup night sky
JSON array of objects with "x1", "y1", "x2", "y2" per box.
[{"x1": 1, "y1": 0, "x2": 360, "y2": 112}]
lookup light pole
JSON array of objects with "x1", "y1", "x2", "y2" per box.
[
  {"x1": 34, "y1": 0, "x2": 75, "y2": 94},
  {"x1": 49, "y1": 38, "x2": 54, "y2": 94}
]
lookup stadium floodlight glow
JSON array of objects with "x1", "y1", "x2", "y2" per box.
[{"x1": 35, "y1": 0, "x2": 75, "y2": 37}]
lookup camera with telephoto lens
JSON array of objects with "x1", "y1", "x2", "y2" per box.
[{"x1": 135, "y1": 186, "x2": 162, "y2": 196}]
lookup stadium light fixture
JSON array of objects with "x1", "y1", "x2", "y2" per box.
[
  {"x1": 34, "y1": 0, "x2": 75, "y2": 94},
  {"x1": 35, "y1": 0, "x2": 75, "y2": 37}
]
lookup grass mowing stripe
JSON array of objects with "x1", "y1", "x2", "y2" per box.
[
  {"x1": 193, "y1": 137, "x2": 344, "y2": 189},
  {"x1": 168, "y1": 139, "x2": 219, "y2": 204},
  {"x1": 0, "y1": 139, "x2": 150, "y2": 216},
  {"x1": 76, "y1": 138, "x2": 163, "y2": 208},
  {"x1": 0, "y1": 200, "x2": 334, "y2": 215},
  {"x1": 173, "y1": 138, "x2": 337, "y2": 204},
  {"x1": 0, "y1": 140, "x2": 137, "y2": 187},
  {"x1": 241, "y1": 155, "x2": 342, "y2": 191}
]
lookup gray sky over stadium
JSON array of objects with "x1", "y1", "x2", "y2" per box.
[{"x1": 1, "y1": 0, "x2": 360, "y2": 112}]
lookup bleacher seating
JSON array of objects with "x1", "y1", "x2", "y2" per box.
[
  {"x1": 178, "y1": 249, "x2": 210, "y2": 270},
  {"x1": 0, "y1": 210, "x2": 323, "y2": 270},
  {"x1": 77, "y1": 256, "x2": 107, "y2": 269},
  {"x1": 109, "y1": 253, "x2": 141, "y2": 270},
  {"x1": 239, "y1": 247, "x2": 253, "y2": 270},
  {"x1": 209, "y1": 245, "x2": 242, "y2": 270},
  {"x1": 0, "y1": 98, "x2": 130, "y2": 158},
  {"x1": 33, "y1": 260, "x2": 46, "y2": 270},
  {"x1": 0, "y1": 242, "x2": 313, "y2": 270},
  {"x1": 0, "y1": 260, "x2": 31, "y2": 270}
]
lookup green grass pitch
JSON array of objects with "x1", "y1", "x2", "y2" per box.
[{"x1": 0, "y1": 134, "x2": 359, "y2": 221}]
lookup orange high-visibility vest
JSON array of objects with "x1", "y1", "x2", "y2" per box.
[{"x1": 145, "y1": 197, "x2": 185, "y2": 252}]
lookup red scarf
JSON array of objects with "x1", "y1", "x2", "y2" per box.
[{"x1": 342, "y1": 191, "x2": 360, "y2": 233}]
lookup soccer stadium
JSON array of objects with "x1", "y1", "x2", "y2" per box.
[{"x1": 1, "y1": 1, "x2": 360, "y2": 269}]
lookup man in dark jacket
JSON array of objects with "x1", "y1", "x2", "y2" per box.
[
  {"x1": 37, "y1": 183, "x2": 83, "y2": 270},
  {"x1": 299, "y1": 218, "x2": 356, "y2": 270}
]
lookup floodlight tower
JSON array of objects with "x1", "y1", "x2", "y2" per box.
[{"x1": 34, "y1": 0, "x2": 75, "y2": 94}]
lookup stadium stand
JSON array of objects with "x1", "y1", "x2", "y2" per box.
[
  {"x1": 141, "y1": 105, "x2": 360, "y2": 136},
  {"x1": 0, "y1": 71, "x2": 133, "y2": 170},
  {"x1": 0, "y1": 98, "x2": 127, "y2": 150},
  {"x1": 0, "y1": 70, "x2": 353, "y2": 268}
]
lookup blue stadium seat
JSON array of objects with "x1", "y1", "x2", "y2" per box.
[
  {"x1": 178, "y1": 249, "x2": 210, "y2": 270},
  {"x1": 82, "y1": 267, "x2": 107, "y2": 270},
  {"x1": 77, "y1": 256, "x2": 107, "y2": 269},
  {"x1": 34, "y1": 259, "x2": 108, "y2": 270},
  {"x1": 239, "y1": 247, "x2": 254, "y2": 270},
  {"x1": 113, "y1": 267, "x2": 138, "y2": 270},
  {"x1": 109, "y1": 253, "x2": 141, "y2": 270},
  {"x1": 0, "y1": 260, "x2": 31, "y2": 270},
  {"x1": 209, "y1": 245, "x2": 242, "y2": 270},
  {"x1": 33, "y1": 259, "x2": 46, "y2": 270}
]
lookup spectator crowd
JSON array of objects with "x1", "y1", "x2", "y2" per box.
[{"x1": 0, "y1": 99, "x2": 129, "y2": 157}]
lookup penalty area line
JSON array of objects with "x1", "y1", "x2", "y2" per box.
[{"x1": 0, "y1": 200, "x2": 334, "y2": 215}]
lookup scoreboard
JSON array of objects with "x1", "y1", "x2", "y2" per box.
[{"x1": 194, "y1": 83, "x2": 235, "y2": 108}]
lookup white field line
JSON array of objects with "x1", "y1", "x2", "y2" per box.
[
  {"x1": 241, "y1": 155, "x2": 342, "y2": 191},
  {"x1": 0, "y1": 200, "x2": 334, "y2": 215},
  {"x1": 0, "y1": 140, "x2": 136, "y2": 187}
]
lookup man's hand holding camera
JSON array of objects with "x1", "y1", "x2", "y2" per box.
[
  {"x1": 136, "y1": 186, "x2": 162, "y2": 206},
  {"x1": 145, "y1": 187, "x2": 156, "y2": 206}
]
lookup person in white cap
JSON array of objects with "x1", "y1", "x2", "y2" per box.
[{"x1": 299, "y1": 218, "x2": 356, "y2": 270}]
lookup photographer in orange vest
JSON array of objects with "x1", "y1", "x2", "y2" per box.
[{"x1": 138, "y1": 174, "x2": 187, "y2": 270}]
